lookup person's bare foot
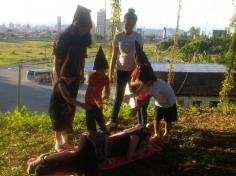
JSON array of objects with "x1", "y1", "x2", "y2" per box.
[{"x1": 151, "y1": 134, "x2": 163, "y2": 142}]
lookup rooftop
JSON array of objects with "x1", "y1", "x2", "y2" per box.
[
  {"x1": 151, "y1": 63, "x2": 227, "y2": 73},
  {"x1": 84, "y1": 62, "x2": 228, "y2": 73}
]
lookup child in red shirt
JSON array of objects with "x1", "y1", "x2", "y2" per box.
[
  {"x1": 130, "y1": 41, "x2": 150, "y2": 127},
  {"x1": 85, "y1": 47, "x2": 110, "y2": 134}
]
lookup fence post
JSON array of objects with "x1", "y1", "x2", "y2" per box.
[{"x1": 17, "y1": 64, "x2": 22, "y2": 111}]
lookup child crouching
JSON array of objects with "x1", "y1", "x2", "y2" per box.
[{"x1": 128, "y1": 65, "x2": 178, "y2": 142}]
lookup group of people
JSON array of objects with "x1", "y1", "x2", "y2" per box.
[{"x1": 27, "y1": 5, "x2": 178, "y2": 175}]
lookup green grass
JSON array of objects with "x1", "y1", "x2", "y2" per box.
[
  {"x1": 0, "y1": 40, "x2": 53, "y2": 65},
  {"x1": 0, "y1": 104, "x2": 236, "y2": 176},
  {"x1": 0, "y1": 40, "x2": 158, "y2": 65}
]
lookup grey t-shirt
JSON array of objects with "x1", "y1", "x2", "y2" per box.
[
  {"x1": 113, "y1": 31, "x2": 143, "y2": 71},
  {"x1": 149, "y1": 79, "x2": 176, "y2": 108}
]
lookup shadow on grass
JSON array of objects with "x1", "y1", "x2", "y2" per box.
[{"x1": 85, "y1": 128, "x2": 236, "y2": 176}]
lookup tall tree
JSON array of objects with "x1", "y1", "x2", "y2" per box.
[
  {"x1": 106, "y1": 0, "x2": 121, "y2": 61},
  {"x1": 188, "y1": 26, "x2": 200, "y2": 38},
  {"x1": 110, "y1": 0, "x2": 121, "y2": 40},
  {"x1": 167, "y1": 0, "x2": 182, "y2": 85}
]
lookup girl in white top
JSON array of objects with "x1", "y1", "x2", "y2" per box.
[
  {"x1": 126, "y1": 65, "x2": 178, "y2": 142},
  {"x1": 107, "y1": 8, "x2": 143, "y2": 128}
]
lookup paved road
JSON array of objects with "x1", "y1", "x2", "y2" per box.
[
  {"x1": 0, "y1": 64, "x2": 55, "y2": 113},
  {"x1": 0, "y1": 63, "x2": 116, "y2": 113}
]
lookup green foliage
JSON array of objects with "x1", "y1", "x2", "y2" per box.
[
  {"x1": 1, "y1": 106, "x2": 51, "y2": 132},
  {"x1": 178, "y1": 36, "x2": 230, "y2": 63},
  {"x1": 144, "y1": 34, "x2": 156, "y2": 42},
  {"x1": 219, "y1": 31, "x2": 236, "y2": 102},
  {"x1": 219, "y1": 68, "x2": 235, "y2": 102},
  {"x1": 187, "y1": 26, "x2": 200, "y2": 38},
  {"x1": 156, "y1": 40, "x2": 174, "y2": 51},
  {"x1": 110, "y1": 0, "x2": 121, "y2": 39}
]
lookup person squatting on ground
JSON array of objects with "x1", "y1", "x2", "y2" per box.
[
  {"x1": 52, "y1": 5, "x2": 92, "y2": 134},
  {"x1": 107, "y1": 8, "x2": 143, "y2": 129},
  {"x1": 27, "y1": 127, "x2": 150, "y2": 175},
  {"x1": 130, "y1": 41, "x2": 151, "y2": 127},
  {"x1": 85, "y1": 46, "x2": 110, "y2": 134},
  {"x1": 126, "y1": 65, "x2": 178, "y2": 142},
  {"x1": 49, "y1": 57, "x2": 91, "y2": 152}
]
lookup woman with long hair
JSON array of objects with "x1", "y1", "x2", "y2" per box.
[{"x1": 52, "y1": 5, "x2": 93, "y2": 134}]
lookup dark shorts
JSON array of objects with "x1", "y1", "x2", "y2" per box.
[
  {"x1": 49, "y1": 109, "x2": 71, "y2": 131},
  {"x1": 155, "y1": 103, "x2": 178, "y2": 122}
]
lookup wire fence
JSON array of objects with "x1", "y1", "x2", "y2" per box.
[
  {"x1": 0, "y1": 62, "x2": 116, "y2": 113},
  {"x1": 0, "y1": 62, "x2": 54, "y2": 113}
]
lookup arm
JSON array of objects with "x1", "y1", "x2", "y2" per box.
[
  {"x1": 88, "y1": 74, "x2": 103, "y2": 108},
  {"x1": 52, "y1": 56, "x2": 61, "y2": 83},
  {"x1": 57, "y1": 80, "x2": 91, "y2": 110},
  {"x1": 124, "y1": 82, "x2": 146, "y2": 101},
  {"x1": 109, "y1": 46, "x2": 119, "y2": 83},
  {"x1": 103, "y1": 83, "x2": 110, "y2": 100},
  {"x1": 91, "y1": 86, "x2": 103, "y2": 108},
  {"x1": 130, "y1": 78, "x2": 141, "y2": 87}
]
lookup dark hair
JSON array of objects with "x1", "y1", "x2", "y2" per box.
[
  {"x1": 124, "y1": 8, "x2": 137, "y2": 24},
  {"x1": 135, "y1": 40, "x2": 150, "y2": 65},
  {"x1": 53, "y1": 24, "x2": 92, "y2": 59},
  {"x1": 139, "y1": 65, "x2": 156, "y2": 83}
]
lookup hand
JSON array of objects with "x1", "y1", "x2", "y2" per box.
[{"x1": 95, "y1": 100, "x2": 103, "y2": 109}]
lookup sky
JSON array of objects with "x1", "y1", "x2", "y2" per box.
[{"x1": 0, "y1": 0, "x2": 235, "y2": 31}]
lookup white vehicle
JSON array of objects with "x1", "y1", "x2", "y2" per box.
[{"x1": 26, "y1": 69, "x2": 52, "y2": 83}]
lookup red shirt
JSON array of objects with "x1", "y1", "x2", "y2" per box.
[
  {"x1": 131, "y1": 67, "x2": 149, "y2": 101},
  {"x1": 85, "y1": 72, "x2": 109, "y2": 105}
]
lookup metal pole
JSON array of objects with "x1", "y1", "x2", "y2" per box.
[{"x1": 17, "y1": 64, "x2": 22, "y2": 111}]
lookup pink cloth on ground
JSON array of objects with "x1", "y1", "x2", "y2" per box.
[{"x1": 27, "y1": 128, "x2": 162, "y2": 175}]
